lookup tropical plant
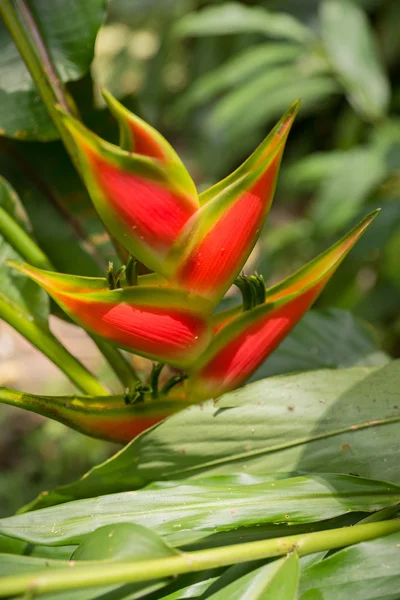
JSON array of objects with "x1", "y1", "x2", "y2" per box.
[{"x1": 0, "y1": 1, "x2": 399, "y2": 598}]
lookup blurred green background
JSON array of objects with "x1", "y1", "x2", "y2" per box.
[{"x1": 0, "y1": 0, "x2": 399, "y2": 515}]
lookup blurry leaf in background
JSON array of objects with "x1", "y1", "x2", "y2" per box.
[
  {"x1": 0, "y1": 0, "x2": 106, "y2": 140},
  {"x1": 207, "y1": 70, "x2": 338, "y2": 163},
  {"x1": 249, "y1": 308, "x2": 389, "y2": 382},
  {"x1": 24, "y1": 362, "x2": 400, "y2": 510},
  {"x1": 309, "y1": 147, "x2": 387, "y2": 234},
  {"x1": 173, "y1": 2, "x2": 313, "y2": 43},
  {"x1": 320, "y1": 0, "x2": 390, "y2": 122},
  {"x1": 0, "y1": 416, "x2": 116, "y2": 517},
  {"x1": 172, "y1": 43, "x2": 303, "y2": 119},
  {"x1": 0, "y1": 177, "x2": 49, "y2": 322}
]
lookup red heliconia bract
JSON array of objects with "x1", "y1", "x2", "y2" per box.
[
  {"x1": 10, "y1": 263, "x2": 212, "y2": 369},
  {"x1": 187, "y1": 211, "x2": 379, "y2": 399}
]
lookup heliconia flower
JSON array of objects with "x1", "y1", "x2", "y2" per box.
[
  {"x1": 60, "y1": 110, "x2": 198, "y2": 278},
  {"x1": 167, "y1": 101, "x2": 299, "y2": 305},
  {"x1": 187, "y1": 211, "x2": 379, "y2": 399},
  {"x1": 0, "y1": 388, "x2": 191, "y2": 444},
  {"x1": 9, "y1": 263, "x2": 212, "y2": 369}
]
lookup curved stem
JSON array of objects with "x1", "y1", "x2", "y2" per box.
[
  {"x1": 0, "y1": 0, "x2": 81, "y2": 170},
  {"x1": 0, "y1": 294, "x2": 108, "y2": 396},
  {"x1": 0, "y1": 519, "x2": 399, "y2": 596},
  {"x1": 0, "y1": 206, "x2": 52, "y2": 271}
]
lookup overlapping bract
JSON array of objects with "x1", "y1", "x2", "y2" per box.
[{"x1": 12, "y1": 94, "x2": 379, "y2": 422}]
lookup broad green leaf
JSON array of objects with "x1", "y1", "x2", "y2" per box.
[
  {"x1": 206, "y1": 553, "x2": 299, "y2": 599},
  {"x1": 0, "y1": 177, "x2": 49, "y2": 322},
  {"x1": 0, "y1": 0, "x2": 106, "y2": 139},
  {"x1": 299, "y1": 530, "x2": 400, "y2": 600},
  {"x1": 250, "y1": 308, "x2": 389, "y2": 381},
  {"x1": 24, "y1": 362, "x2": 400, "y2": 509},
  {"x1": 320, "y1": 0, "x2": 390, "y2": 121},
  {"x1": 173, "y1": 3, "x2": 313, "y2": 43},
  {"x1": 2, "y1": 473, "x2": 399, "y2": 548}
]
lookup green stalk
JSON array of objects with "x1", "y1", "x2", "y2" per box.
[
  {"x1": 0, "y1": 206, "x2": 52, "y2": 270},
  {"x1": 0, "y1": 294, "x2": 107, "y2": 396},
  {"x1": 0, "y1": 0, "x2": 81, "y2": 170},
  {"x1": 91, "y1": 336, "x2": 139, "y2": 389},
  {"x1": 0, "y1": 519, "x2": 399, "y2": 596}
]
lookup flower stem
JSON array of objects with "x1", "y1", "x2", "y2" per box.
[{"x1": 0, "y1": 519, "x2": 399, "y2": 596}]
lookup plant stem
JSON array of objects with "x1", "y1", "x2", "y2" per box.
[
  {"x1": 0, "y1": 0, "x2": 81, "y2": 171},
  {"x1": 92, "y1": 336, "x2": 139, "y2": 389},
  {"x1": 0, "y1": 294, "x2": 108, "y2": 396},
  {"x1": 0, "y1": 206, "x2": 52, "y2": 271},
  {"x1": 0, "y1": 519, "x2": 399, "y2": 596}
]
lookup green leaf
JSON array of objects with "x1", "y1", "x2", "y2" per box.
[
  {"x1": 72, "y1": 523, "x2": 178, "y2": 562},
  {"x1": 0, "y1": 177, "x2": 49, "y2": 322},
  {"x1": 299, "y1": 530, "x2": 400, "y2": 600},
  {"x1": 1, "y1": 473, "x2": 399, "y2": 547},
  {"x1": 250, "y1": 308, "x2": 389, "y2": 381},
  {"x1": 320, "y1": 0, "x2": 390, "y2": 121},
  {"x1": 206, "y1": 553, "x2": 299, "y2": 599},
  {"x1": 24, "y1": 362, "x2": 400, "y2": 509},
  {"x1": 173, "y1": 2, "x2": 313, "y2": 43},
  {"x1": 0, "y1": 0, "x2": 106, "y2": 140}
]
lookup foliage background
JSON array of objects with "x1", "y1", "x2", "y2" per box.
[{"x1": 0, "y1": 0, "x2": 399, "y2": 515}]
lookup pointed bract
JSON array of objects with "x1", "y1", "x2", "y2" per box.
[
  {"x1": 0, "y1": 388, "x2": 191, "y2": 444},
  {"x1": 168, "y1": 105, "x2": 298, "y2": 305},
  {"x1": 189, "y1": 211, "x2": 379, "y2": 399},
  {"x1": 102, "y1": 89, "x2": 189, "y2": 167},
  {"x1": 60, "y1": 112, "x2": 199, "y2": 278},
  {"x1": 199, "y1": 100, "x2": 300, "y2": 206},
  {"x1": 12, "y1": 263, "x2": 212, "y2": 369}
]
